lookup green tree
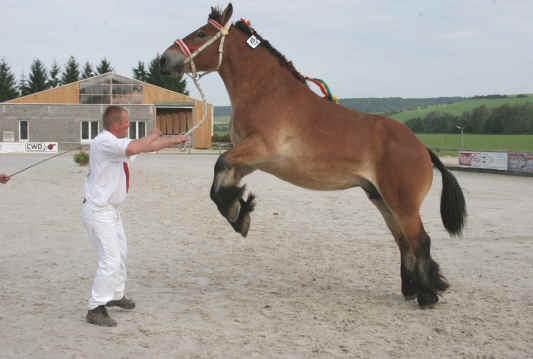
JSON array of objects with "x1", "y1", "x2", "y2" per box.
[
  {"x1": 61, "y1": 56, "x2": 80, "y2": 84},
  {"x1": 96, "y1": 58, "x2": 113, "y2": 74},
  {"x1": 405, "y1": 117, "x2": 424, "y2": 133},
  {"x1": 146, "y1": 54, "x2": 188, "y2": 95},
  {"x1": 18, "y1": 74, "x2": 31, "y2": 96},
  {"x1": 82, "y1": 62, "x2": 95, "y2": 79},
  {"x1": 132, "y1": 61, "x2": 148, "y2": 82},
  {"x1": 465, "y1": 105, "x2": 490, "y2": 134},
  {"x1": 27, "y1": 59, "x2": 49, "y2": 94},
  {"x1": 0, "y1": 59, "x2": 19, "y2": 101},
  {"x1": 48, "y1": 61, "x2": 61, "y2": 88}
]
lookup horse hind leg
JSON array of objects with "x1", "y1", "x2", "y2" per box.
[
  {"x1": 210, "y1": 154, "x2": 256, "y2": 237},
  {"x1": 363, "y1": 182, "x2": 448, "y2": 307},
  {"x1": 363, "y1": 183, "x2": 418, "y2": 301}
]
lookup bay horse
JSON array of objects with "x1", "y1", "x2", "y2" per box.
[{"x1": 160, "y1": 3, "x2": 466, "y2": 308}]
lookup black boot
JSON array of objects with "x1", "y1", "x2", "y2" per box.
[{"x1": 86, "y1": 305, "x2": 117, "y2": 327}]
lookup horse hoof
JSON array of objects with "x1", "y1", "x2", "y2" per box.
[
  {"x1": 417, "y1": 291, "x2": 439, "y2": 308},
  {"x1": 404, "y1": 294, "x2": 417, "y2": 301},
  {"x1": 239, "y1": 213, "x2": 251, "y2": 237},
  {"x1": 227, "y1": 201, "x2": 241, "y2": 223}
]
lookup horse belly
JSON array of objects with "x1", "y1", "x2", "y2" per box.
[{"x1": 260, "y1": 161, "x2": 366, "y2": 191}]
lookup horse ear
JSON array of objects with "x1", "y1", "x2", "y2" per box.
[{"x1": 222, "y1": 3, "x2": 233, "y2": 25}]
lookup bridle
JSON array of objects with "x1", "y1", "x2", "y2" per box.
[
  {"x1": 174, "y1": 18, "x2": 232, "y2": 80},
  {"x1": 171, "y1": 17, "x2": 232, "y2": 138}
]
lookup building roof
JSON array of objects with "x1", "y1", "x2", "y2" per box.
[{"x1": 5, "y1": 72, "x2": 204, "y2": 105}]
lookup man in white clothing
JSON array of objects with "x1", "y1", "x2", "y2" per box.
[{"x1": 82, "y1": 105, "x2": 187, "y2": 327}]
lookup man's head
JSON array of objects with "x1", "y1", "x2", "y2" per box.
[{"x1": 103, "y1": 106, "x2": 129, "y2": 138}]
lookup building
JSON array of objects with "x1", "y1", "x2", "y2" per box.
[{"x1": 0, "y1": 72, "x2": 213, "y2": 150}]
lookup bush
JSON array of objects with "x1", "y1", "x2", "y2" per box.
[{"x1": 73, "y1": 151, "x2": 89, "y2": 165}]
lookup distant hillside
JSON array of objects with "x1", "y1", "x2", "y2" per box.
[
  {"x1": 338, "y1": 97, "x2": 465, "y2": 114},
  {"x1": 214, "y1": 95, "x2": 533, "y2": 120},
  {"x1": 214, "y1": 97, "x2": 465, "y2": 117},
  {"x1": 391, "y1": 94, "x2": 533, "y2": 123},
  {"x1": 214, "y1": 106, "x2": 232, "y2": 117}
]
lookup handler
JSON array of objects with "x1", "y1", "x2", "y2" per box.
[{"x1": 82, "y1": 105, "x2": 187, "y2": 327}]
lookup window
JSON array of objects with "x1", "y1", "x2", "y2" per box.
[
  {"x1": 81, "y1": 121, "x2": 99, "y2": 143},
  {"x1": 129, "y1": 121, "x2": 146, "y2": 139},
  {"x1": 19, "y1": 120, "x2": 29, "y2": 142},
  {"x1": 79, "y1": 73, "x2": 143, "y2": 104}
]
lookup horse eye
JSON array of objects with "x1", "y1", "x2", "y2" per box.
[{"x1": 197, "y1": 31, "x2": 207, "y2": 38}]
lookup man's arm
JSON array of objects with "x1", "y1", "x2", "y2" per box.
[{"x1": 125, "y1": 128, "x2": 188, "y2": 156}]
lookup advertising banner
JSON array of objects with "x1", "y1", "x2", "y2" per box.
[
  {"x1": 24, "y1": 142, "x2": 58, "y2": 153},
  {"x1": 508, "y1": 152, "x2": 533, "y2": 173},
  {"x1": 459, "y1": 151, "x2": 508, "y2": 171},
  {"x1": 0, "y1": 142, "x2": 59, "y2": 153}
]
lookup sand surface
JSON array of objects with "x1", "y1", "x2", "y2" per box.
[{"x1": 0, "y1": 153, "x2": 532, "y2": 358}]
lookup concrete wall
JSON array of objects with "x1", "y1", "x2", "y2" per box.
[{"x1": 0, "y1": 104, "x2": 155, "y2": 150}]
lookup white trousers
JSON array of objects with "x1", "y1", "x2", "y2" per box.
[{"x1": 81, "y1": 202, "x2": 128, "y2": 310}]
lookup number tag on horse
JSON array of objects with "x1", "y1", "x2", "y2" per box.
[{"x1": 246, "y1": 35, "x2": 261, "y2": 49}]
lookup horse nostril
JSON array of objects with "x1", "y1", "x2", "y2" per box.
[{"x1": 160, "y1": 55, "x2": 167, "y2": 67}]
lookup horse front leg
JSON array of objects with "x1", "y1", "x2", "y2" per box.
[{"x1": 210, "y1": 136, "x2": 265, "y2": 237}]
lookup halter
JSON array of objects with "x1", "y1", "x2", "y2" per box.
[
  {"x1": 174, "y1": 18, "x2": 231, "y2": 80},
  {"x1": 171, "y1": 18, "x2": 232, "y2": 139}
]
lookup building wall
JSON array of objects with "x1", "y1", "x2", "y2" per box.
[
  {"x1": 0, "y1": 104, "x2": 154, "y2": 150},
  {"x1": 2, "y1": 75, "x2": 212, "y2": 149},
  {"x1": 7, "y1": 83, "x2": 79, "y2": 104},
  {"x1": 143, "y1": 83, "x2": 212, "y2": 148}
]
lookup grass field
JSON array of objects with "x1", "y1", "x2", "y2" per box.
[
  {"x1": 416, "y1": 134, "x2": 533, "y2": 154},
  {"x1": 213, "y1": 115, "x2": 231, "y2": 136},
  {"x1": 390, "y1": 95, "x2": 533, "y2": 123}
]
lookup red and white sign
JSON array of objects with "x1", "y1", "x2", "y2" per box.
[
  {"x1": 24, "y1": 142, "x2": 58, "y2": 153},
  {"x1": 508, "y1": 152, "x2": 533, "y2": 173},
  {"x1": 459, "y1": 151, "x2": 508, "y2": 171},
  {"x1": 0, "y1": 142, "x2": 58, "y2": 153}
]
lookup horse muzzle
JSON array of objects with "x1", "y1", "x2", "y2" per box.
[{"x1": 160, "y1": 53, "x2": 185, "y2": 76}]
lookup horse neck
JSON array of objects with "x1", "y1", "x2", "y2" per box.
[{"x1": 217, "y1": 31, "x2": 303, "y2": 107}]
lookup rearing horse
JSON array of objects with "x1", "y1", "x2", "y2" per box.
[{"x1": 160, "y1": 3, "x2": 466, "y2": 308}]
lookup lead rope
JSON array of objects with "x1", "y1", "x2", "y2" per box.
[
  {"x1": 8, "y1": 149, "x2": 76, "y2": 177},
  {"x1": 182, "y1": 74, "x2": 208, "y2": 138}
]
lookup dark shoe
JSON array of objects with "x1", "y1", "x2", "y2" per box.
[
  {"x1": 86, "y1": 305, "x2": 117, "y2": 327},
  {"x1": 106, "y1": 296, "x2": 135, "y2": 310}
]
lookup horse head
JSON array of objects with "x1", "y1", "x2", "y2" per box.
[{"x1": 160, "y1": 3, "x2": 233, "y2": 77}]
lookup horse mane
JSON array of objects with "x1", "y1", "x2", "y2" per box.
[
  {"x1": 208, "y1": 8, "x2": 306, "y2": 84},
  {"x1": 233, "y1": 21, "x2": 306, "y2": 83}
]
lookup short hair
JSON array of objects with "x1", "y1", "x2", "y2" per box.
[{"x1": 103, "y1": 106, "x2": 128, "y2": 130}]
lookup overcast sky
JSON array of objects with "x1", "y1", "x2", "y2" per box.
[{"x1": 2, "y1": 0, "x2": 532, "y2": 106}]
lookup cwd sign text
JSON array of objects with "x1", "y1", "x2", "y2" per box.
[{"x1": 25, "y1": 142, "x2": 58, "y2": 153}]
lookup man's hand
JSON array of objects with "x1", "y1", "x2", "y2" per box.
[
  {"x1": 172, "y1": 135, "x2": 189, "y2": 145},
  {"x1": 149, "y1": 127, "x2": 162, "y2": 137},
  {"x1": 0, "y1": 173, "x2": 10, "y2": 184}
]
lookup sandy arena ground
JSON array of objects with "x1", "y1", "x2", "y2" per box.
[{"x1": 0, "y1": 153, "x2": 532, "y2": 358}]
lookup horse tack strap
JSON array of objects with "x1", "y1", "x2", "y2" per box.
[
  {"x1": 175, "y1": 19, "x2": 226, "y2": 58},
  {"x1": 209, "y1": 19, "x2": 223, "y2": 30},
  {"x1": 175, "y1": 39, "x2": 192, "y2": 57}
]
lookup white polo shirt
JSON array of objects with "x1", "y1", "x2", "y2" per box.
[{"x1": 84, "y1": 130, "x2": 133, "y2": 207}]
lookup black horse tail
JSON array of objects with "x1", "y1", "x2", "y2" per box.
[{"x1": 427, "y1": 148, "x2": 467, "y2": 236}]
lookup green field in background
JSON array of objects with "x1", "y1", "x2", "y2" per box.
[{"x1": 416, "y1": 134, "x2": 533, "y2": 152}]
